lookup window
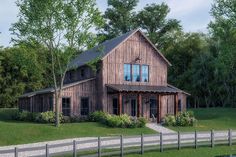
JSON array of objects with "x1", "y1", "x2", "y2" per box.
[
  {"x1": 49, "y1": 96, "x2": 53, "y2": 111},
  {"x1": 131, "y1": 99, "x2": 137, "y2": 116},
  {"x1": 132, "y1": 64, "x2": 140, "y2": 82},
  {"x1": 62, "y1": 98, "x2": 71, "y2": 116},
  {"x1": 124, "y1": 64, "x2": 131, "y2": 81},
  {"x1": 178, "y1": 100, "x2": 182, "y2": 112},
  {"x1": 39, "y1": 96, "x2": 43, "y2": 112},
  {"x1": 80, "y1": 69, "x2": 85, "y2": 78},
  {"x1": 113, "y1": 98, "x2": 118, "y2": 115},
  {"x1": 142, "y1": 65, "x2": 149, "y2": 82},
  {"x1": 81, "y1": 97, "x2": 89, "y2": 116},
  {"x1": 150, "y1": 99, "x2": 157, "y2": 118}
]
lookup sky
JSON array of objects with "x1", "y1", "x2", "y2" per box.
[{"x1": 0, "y1": 0, "x2": 213, "y2": 47}]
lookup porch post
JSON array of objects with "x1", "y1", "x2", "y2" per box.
[
  {"x1": 174, "y1": 94, "x2": 178, "y2": 116},
  {"x1": 118, "y1": 92, "x2": 122, "y2": 115},
  {"x1": 157, "y1": 94, "x2": 162, "y2": 123},
  {"x1": 137, "y1": 93, "x2": 142, "y2": 117}
]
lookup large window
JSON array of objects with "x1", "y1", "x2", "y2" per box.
[
  {"x1": 124, "y1": 64, "x2": 131, "y2": 81},
  {"x1": 142, "y1": 65, "x2": 149, "y2": 82},
  {"x1": 150, "y1": 99, "x2": 157, "y2": 118},
  {"x1": 178, "y1": 100, "x2": 182, "y2": 112},
  {"x1": 81, "y1": 97, "x2": 89, "y2": 116},
  {"x1": 113, "y1": 98, "x2": 118, "y2": 115},
  {"x1": 49, "y1": 96, "x2": 53, "y2": 111},
  {"x1": 62, "y1": 98, "x2": 71, "y2": 116},
  {"x1": 132, "y1": 64, "x2": 140, "y2": 82}
]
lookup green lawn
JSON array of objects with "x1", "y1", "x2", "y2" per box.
[
  {"x1": 0, "y1": 108, "x2": 155, "y2": 146},
  {"x1": 168, "y1": 108, "x2": 236, "y2": 132},
  {"x1": 126, "y1": 145, "x2": 236, "y2": 157}
]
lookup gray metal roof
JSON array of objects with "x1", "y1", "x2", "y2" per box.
[
  {"x1": 69, "y1": 29, "x2": 137, "y2": 68},
  {"x1": 19, "y1": 78, "x2": 95, "y2": 98},
  {"x1": 106, "y1": 84, "x2": 181, "y2": 93}
]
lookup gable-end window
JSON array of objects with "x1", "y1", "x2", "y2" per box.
[
  {"x1": 81, "y1": 97, "x2": 89, "y2": 116},
  {"x1": 142, "y1": 65, "x2": 149, "y2": 82},
  {"x1": 132, "y1": 64, "x2": 140, "y2": 82},
  {"x1": 124, "y1": 64, "x2": 131, "y2": 81},
  {"x1": 62, "y1": 98, "x2": 71, "y2": 116},
  {"x1": 80, "y1": 69, "x2": 85, "y2": 78}
]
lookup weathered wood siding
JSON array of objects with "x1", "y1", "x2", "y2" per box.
[
  {"x1": 99, "y1": 31, "x2": 168, "y2": 112},
  {"x1": 60, "y1": 79, "x2": 96, "y2": 116}
]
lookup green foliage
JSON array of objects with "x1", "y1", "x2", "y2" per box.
[
  {"x1": 89, "y1": 111, "x2": 147, "y2": 128},
  {"x1": 13, "y1": 111, "x2": 37, "y2": 122},
  {"x1": 163, "y1": 111, "x2": 196, "y2": 127},
  {"x1": 163, "y1": 114, "x2": 176, "y2": 126}
]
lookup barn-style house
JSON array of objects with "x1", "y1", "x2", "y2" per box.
[{"x1": 19, "y1": 29, "x2": 190, "y2": 123}]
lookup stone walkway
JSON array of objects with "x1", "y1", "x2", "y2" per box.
[{"x1": 146, "y1": 123, "x2": 176, "y2": 133}]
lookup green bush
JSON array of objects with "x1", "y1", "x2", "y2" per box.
[
  {"x1": 39, "y1": 111, "x2": 55, "y2": 123},
  {"x1": 163, "y1": 114, "x2": 176, "y2": 126},
  {"x1": 162, "y1": 111, "x2": 197, "y2": 127},
  {"x1": 89, "y1": 111, "x2": 147, "y2": 128},
  {"x1": 13, "y1": 110, "x2": 37, "y2": 121}
]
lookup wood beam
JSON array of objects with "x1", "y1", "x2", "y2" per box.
[
  {"x1": 157, "y1": 94, "x2": 162, "y2": 123},
  {"x1": 118, "y1": 92, "x2": 122, "y2": 115},
  {"x1": 174, "y1": 94, "x2": 178, "y2": 116},
  {"x1": 137, "y1": 93, "x2": 142, "y2": 117}
]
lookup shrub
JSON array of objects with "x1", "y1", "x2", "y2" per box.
[
  {"x1": 163, "y1": 114, "x2": 176, "y2": 126},
  {"x1": 13, "y1": 110, "x2": 37, "y2": 121},
  {"x1": 39, "y1": 111, "x2": 55, "y2": 123},
  {"x1": 162, "y1": 111, "x2": 197, "y2": 127},
  {"x1": 89, "y1": 111, "x2": 109, "y2": 124},
  {"x1": 89, "y1": 111, "x2": 147, "y2": 128}
]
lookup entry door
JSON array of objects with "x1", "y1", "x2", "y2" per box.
[
  {"x1": 150, "y1": 99, "x2": 158, "y2": 118},
  {"x1": 131, "y1": 99, "x2": 137, "y2": 117}
]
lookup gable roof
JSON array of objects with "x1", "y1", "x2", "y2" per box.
[
  {"x1": 19, "y1": 78, "x2": 96, "y2": 98},
  {"x1": 69, "y1": 29, "x2": 171, "y2": 68}
]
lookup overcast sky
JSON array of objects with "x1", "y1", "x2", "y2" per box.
[{"x1": 0, "y1": 0, "x2": 213, "y2": 47}]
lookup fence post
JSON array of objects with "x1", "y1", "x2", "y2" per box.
[
  {"x1": 195, "y1": 130, "x2": 197, "y2": 149},
  {"x1": 46, "y1": 144, "x2": 49, "y2": 157},
  {"x1": 120, "y1": 135, "x2": 123, "y2": 157},
  {"x1": 178, "y1": 131, "x2": 181, "y2": 150},
  {"x1": 211, "y1": 130, "x2": 214, "y2": 148},
  {"x1": 160, "y1": 133, "x2": 163, "y2": 152},
  {"x1": 98, "y1": 137, "x2": 101, "y2": 157},
  {"x1": 141, "y1": 133, "x2": 144, "y2": 154},
  {"x1": 229, "y1": 129, "x2": 232, "y2": 146},
  {"x1": 14, "y1": 147, "x2": 18, "y2": 157},
  {"x1": 73, "y1": 140, "x2": 77, "y2": 157}
]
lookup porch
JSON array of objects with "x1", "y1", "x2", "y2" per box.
[{"x1": 106, "y1": 84, "x2": 181, "y2": 123}]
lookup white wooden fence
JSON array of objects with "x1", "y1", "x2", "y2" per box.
[{"x1": 0, "y1": 129, "x2": 235, "y2": 157}]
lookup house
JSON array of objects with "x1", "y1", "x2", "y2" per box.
[{"x1": 18, "y1": 29, "x2": 190, "y2": 122}]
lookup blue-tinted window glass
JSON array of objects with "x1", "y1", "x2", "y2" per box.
[
  {"x1": 142, "y1": 65, "x2": 149, "y2": 82},
  {"x1": 124, "y1": 64, "x2": 131, "y2": 81},
  {"x1": 132, "y1": 64, "x2": 140, "y2": 82}
]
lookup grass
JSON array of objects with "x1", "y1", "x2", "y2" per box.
[
  {"x1": 0, "y1": 108, "x2": 155, "y2": 146},
  {"x1": 125, "y1": 145, "x2": 236, "y2": 157},
  {"x1": 168, "y1": 108, "x2": 236, "y2": 132},
  {"x1": 58, "y1": 145, "x2": 236, "y2": 157}
]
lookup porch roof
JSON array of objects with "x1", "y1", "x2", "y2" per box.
[{"x1": 106, "y1": 84, "x2": 182, "y2": 94}]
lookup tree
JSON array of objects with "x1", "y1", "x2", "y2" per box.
[
  {"x1": 136, "y1": 3, "x2": 181, "y2": 50},
  {"x1": 11, "y1": 0, "x2": 104, "y2": 126},
  {"x1": 209, "y1": 0, "x2": 236, "y2": 107},
  {"x1": 100, "y1": 0, "x2": 138, "y2": 40},
  {"x1": 0, "y1": 45, "x2": 45, "y2": 108}
]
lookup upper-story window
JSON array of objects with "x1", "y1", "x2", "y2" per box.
[
  {"x1": 80, "y1": 69, "x2": 85, "y2": 78},
  {"x1": 142, "y1": 65, "x2": 149, "y2": 82},
  {"x1": 132, "y1": 64, "x2": 140, "y2": 82},
  {"x1": 124, "y1": 64, "x2": 149, "y2": 82},
  {"x1": 124, "y1": 64, "x2": 131, "y2": 81}
]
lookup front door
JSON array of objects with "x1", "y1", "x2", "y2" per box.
[
  {"x1": 150, "y1": 99, "x2": 158, "y2": 118},
  {"x1": 131, "y1": 99, "x2": 137, "y2": 117}
]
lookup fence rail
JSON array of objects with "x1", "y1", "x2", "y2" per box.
[{"x1": 0, "y1": 129, "x2": 235, "y2": 157}]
